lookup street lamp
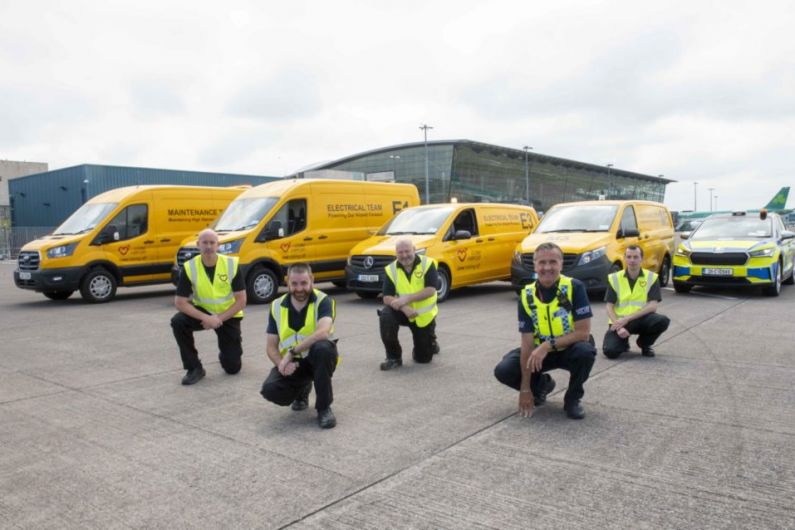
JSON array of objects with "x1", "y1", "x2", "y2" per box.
[
  {"x1": 606, "y1": 164, "x2": 614, "y2": 198},
  {"x1": 693, "y1": 181, "x2": 698, "y2": 210},
  {"x1": 714, "y1": 195, "x2": 718, "y2": 210},
  {"x1": 523, "y1": 146, "x2": 533, "y2": 205},
  {"x1": 419, "y1": 123, "x2": 433, "y2": 203}
]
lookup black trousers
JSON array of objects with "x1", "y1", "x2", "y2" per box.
[
  {"x1": 260, "y1": 339, "x2": 338, "y2": 412},
  {"x1": 170, "y1": 310, "x2": 243, "y2": 373},
  {"x1": 379, "y1": 306, "x2": 437, "y2": 363},
  {"x1": 494, "y1": 342, "x2": 596, "y2": 405},
  {"x1": 602, "y1": 312, "x2": 671, "y2": 358}
]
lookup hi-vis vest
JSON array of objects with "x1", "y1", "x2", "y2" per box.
[
  {"x1": 184, "y1": 255, "x2": 243, "y2": 318},
  {"x1": 271, "y1": 289, "x2": 336, "y2": 358},
  {"x1": 608, "y1": 269, "x2": 657, "y2": 324},
  {"x1": 521, "y1": 275, "x2": 575, "y2": 350},
  {"x1": 385, "y1": 255, "x2": 438, "y2": 328}
]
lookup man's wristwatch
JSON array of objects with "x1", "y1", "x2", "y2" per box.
[
  {"x1": 548, "y1": 336, "x2": 557, "y2": 350},
  {"x1": 288, "y1": 347, "x2": 297, "y2": 358}
]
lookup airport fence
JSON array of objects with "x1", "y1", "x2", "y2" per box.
[{"x1": 0, "y1": 227, "x2": 56, "y2": 260}]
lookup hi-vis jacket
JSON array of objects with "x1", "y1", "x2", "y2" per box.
[
  {"x1": 608, "y1": 269, "x2": 657, "y2": 323},
  {"x1": 521, "y1": 275, "x2": 575, "y2": 350},
  {"x1": 385, "y1": 256, "x2": 438, "y2": 328},
  {"x1": 184, "y1": 255, "x2": 244, "y2": 318},
  {"x1": 271, "y1": 289, "x2": 335, "y2": 358}
]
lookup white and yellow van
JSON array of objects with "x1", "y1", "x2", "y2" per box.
[
  {"x1": 511, "y1": 200, "x2": 674, "y2": 291},
  {"x1": 14, "y1": 185, "x2": 246, "y2": 303},
  {"x1": 346, "y1": 202, "x2": 539, "y2": 301},
  {"x1": 174, "y1": 179, "x2": 420, "y2": 303}
]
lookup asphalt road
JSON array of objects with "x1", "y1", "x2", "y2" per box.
[{"x1": 1, "y1": 262, "x2": 794, "y2": 529}]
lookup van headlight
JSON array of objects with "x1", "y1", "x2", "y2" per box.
[
  {"x1": 217, "y1": 239, "x2": 243, "y2": 255},
  {"x1": 415, "y1": 248, "x2": 427, "y2": 255},
  {"x1": 513, "y1": 250, "x2": 522, "y2": 265},
  {"x1": 749, "y1": 247, "x2": 775, "y2": 258},
  {"x1": 675, "y1": 244, "x2": 692, "y2": 258},
  {"x1": 578, "y1": 246, "x2": 606, "y2": 266},
  {"x1": 47, "y1": 243, "x2": 78, "y2": 259}
]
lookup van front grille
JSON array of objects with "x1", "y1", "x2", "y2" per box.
[
  {"x1": 176, "y1": 247, "x2": 200, "y2": 268},
  {"x1": 17, "y1": 251, "x2": 40, "y2": 271},
  {"x1": 349, "y1": 255, "x2": 395, "y2": 271}
]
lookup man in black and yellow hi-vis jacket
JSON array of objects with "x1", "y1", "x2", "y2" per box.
[
  {"x1": 260, "y1": 263, "x2": 339, "y2": 429},
  {"x1": 603, "y1": 245, "x2": 670, "y2": 358},
  {"x1": 172, "y1": 229, "x2": 247, "y2": 386},
  {"x1": 494, "y1": 242, "x2": 596, "y2": 420},
  {"x1": 378, "y1": 238, "x2": 440, "y2": 371}
]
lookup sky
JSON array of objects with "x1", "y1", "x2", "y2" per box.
[{"x1": 2, "y1": 0, "x2": 794, "y2": 212}]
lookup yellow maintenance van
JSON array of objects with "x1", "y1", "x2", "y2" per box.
[
  {"x1": 14, "y1": 185, "x2": 246, "y2": 302},
  {"x1": 173, "y1": 178, "x2": 420, "y2": 303}
]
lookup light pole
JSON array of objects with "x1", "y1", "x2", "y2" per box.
[
  {"x1": 708, "y1": 187, "x2": 715, "y2": 211},
  {"x1": 693, "y1": 181, "x2": 698, "y2": 210},
  {"x1": 523, "y1": 146, "x2": 533, "y2": 205},
  {"x1": 607, "y1": 164, "x2": 614, "y2": 198},
  {"x1": 420, "y1": 123, "x2": 433, "y2": 204},
  {"x1": 714, "y1": 195, "x2": 718, "y2": 210}
]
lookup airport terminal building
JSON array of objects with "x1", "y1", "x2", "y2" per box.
[{"x1": 299, "y1": 140, "x2": 672, "y2": 212}]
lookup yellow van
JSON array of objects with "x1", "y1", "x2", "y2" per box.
[
  {"x1": 14, "y1": 185, "x2": 246, "y2": 303},
  {"x1": 511, "y1": 200, "x2": 675, "y2": 291},
  {"x1": 346, "y1": 202, "x2": 539, "y2": 301},
  {"x1": 174, "y1": 179, "x2": 420, "y2": 303}
]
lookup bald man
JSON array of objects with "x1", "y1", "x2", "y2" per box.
[{"x1": 171, "y1": 228, "x2": 247, "y2": 385}]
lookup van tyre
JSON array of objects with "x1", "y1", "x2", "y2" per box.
[
  {"x1": 43, "y1": 290, "x2": 74, "y2": 301},
  {"x1": 763, "y1": 261, "x2": 782, "y2": 297},
  {"x1": 673, "y1": 281, "x2": 692, "y2": 294},
  {"x1": 436, "y1": 266, "x2": 451, "y2": 303},
  {"x1": 658, "y1": 256, "x2": 671, "y2": 287},
  {"x1": 80, "y1": 269, "x2": 117, "y2": 303},
  {"x1": 355, "y1": 290, "x2": 379, "y2": 299},
  {"x1": 247, "y1": 267, "x2": 279, "y2": 304}
]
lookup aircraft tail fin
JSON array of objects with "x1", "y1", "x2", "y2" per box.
[{"x1": 764, "y1": 187, "x2": 789, "y2": 210}]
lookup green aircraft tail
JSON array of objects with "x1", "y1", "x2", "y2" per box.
[{"x1": 764, "y1": 187, "x2": 790, "y2": 210}]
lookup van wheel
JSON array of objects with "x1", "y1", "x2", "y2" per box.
[
  {"x1": 658, "y1": 256, "x2": 671, "y2": 287},
  {"x1": 80, "y1": 268, "x2": 117, "y2": 303},
  {"x1": 783, "y1": 257, "x2": 795, "y2": 285},
  {"x1": 436, "y1": 266, "x2": 451, "y2": 303},
  {"x1": 247, "y1": 267, "x2": 279, "y2": 304},
  {"x1": 43, "y1": 290, "x2": 74, "y2": 301},
  {"x1": 355, "y1": 290, "x2": 379, "y2": 299},
  {"x1": 673, "y1": 281, "x2": 692, "y2": 294},
  {"x1": 609, "y1": 262, "x2": 622, "y2": 274},
  {"x1": 763, "y1": 261, "x2": 782, "y2": 296}
]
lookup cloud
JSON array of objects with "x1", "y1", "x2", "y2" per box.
[{"x1": 226, "y1": 68, "x2": 322, "y2": 121}]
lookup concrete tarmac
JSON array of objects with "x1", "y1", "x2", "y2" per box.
[{"x1": 1, "y1": 262, "x2": 794, "y2": 529}]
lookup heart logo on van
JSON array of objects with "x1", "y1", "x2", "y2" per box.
[
  {"x1": 457, "y1": 248, "x2": 468, "y2": 262},
  {"x1": 119, "y1": 246, "x2": 130, "y2": 255},
  {"x1": 280, "y1": 242, "x2": 291, "y2": 253}
]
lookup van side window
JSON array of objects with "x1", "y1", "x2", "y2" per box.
[
  {"x1": 619, "y1": 206, "x2": 638, "y2": 234},
  {"x1": 106, "y1": 204, "x2": 148, "y2": 241},
  {"x1": 449, "y1": 209, "x2": 478, "y2": 238},
  {"x1": 271, "y1": 199, "x2": 307, "y2": 237}
]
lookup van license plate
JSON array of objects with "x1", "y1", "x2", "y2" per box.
[
  {"x1": 703, "y1": 268, "x2": 733, "y2": 276},
  {"x1": 358, "y1": 274, "x2": 380, "y2": 283},
  {"x1": 19, "y1": 272, "x2": 31, "y2": 280}
]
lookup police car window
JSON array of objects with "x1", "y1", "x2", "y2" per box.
[
  {"x1": 105, "y1": 204, "x2": 148, "y2": 241},
  {"x1": 620, "y1": 206, "x2": 638, "y2": 233}
]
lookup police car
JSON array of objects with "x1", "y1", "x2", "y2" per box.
[{"x1": 672, "y1": 211, "x2": 795, "y2": 296}]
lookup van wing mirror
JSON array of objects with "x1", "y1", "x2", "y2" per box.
[
  {"x1": 781, "y1": 230, "x2": 795, "y2": 240},
  {"x1": 453, "y1": 229, "x2": 472, "y2": 240},
  {"x1": 618, "y1": 228, "x2": 640, "y2": 238},
  {"x1": 256, "y1": 220, "x2": 284, "y2": 242},
  {"x1": 680, "y1": 231, "x2": 691, "y2": 240},
  {"x1": 93, "y1": 225, "x2": 119, "y2": 245}
]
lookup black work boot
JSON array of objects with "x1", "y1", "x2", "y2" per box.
[
  {"x1": 317, "y1": 407, "x2": 336, "y2": 429},
  {"x1": 564, "y1": 400, "x2": 586, "y2": 420},
  {"x1": 380, "y1": 358, "x2": 402, "y2": 371},
  {"x1": 533, "y1": 374, "x2": 556, "y2": 406},
  {"x1": 291, "y1": 382, "x2": 312, "y2": 411},
  {"x1": 181, "y1": 367, "x2": 206, "y2": 386}
]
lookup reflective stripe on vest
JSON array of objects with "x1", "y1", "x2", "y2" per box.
[
  {"x1": 609, "y1": 269, "x2": 657, "y2": 323},
  {"x1": 185, "y1": 255, "x2": 243, "y2": 317},
  {"x1": 520, "y1": 275, "x2": 575, "y2": 350},
  {"x1": 385, "y1": 255, "x2": 438, "y2": 327},
  {"x1": 271, "y1": 289, "x2": 336, "y2": 357}
]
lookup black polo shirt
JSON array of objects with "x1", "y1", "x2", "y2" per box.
[
  {"x1": 382, "y1": 255, "x2": 439, "y2": 297},
  {"x1": 267, "y1": 290, "x2": 334, "y2": 335},
  {"x1": 604, "y1": 269, "x2": 662, "y2": 304}
]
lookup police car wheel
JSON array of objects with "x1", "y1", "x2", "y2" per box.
[
  {"x1": 783, "y1": 258, "x2": 795, "y2": 285},
  {"x1": 658, "y1": 256, "x2": 671, "y2": 287},
  {"x1": 673, "y1": 281, "x2": 692, "y2": 294},
  {"x1": 43, "y1": 290, "x2": 74, "y2": 301},
  {"x1": 247, "y1": 267, "x2": 279, "y2": 304},
  {"x1": 436, "y1": 267, "x2": 451, "y2": 303},
  {"x1": 80, "y1": 269, "x2": 117, "y2": 303},
  {"x1": 763, "y1": 262, "x2": 782, "y2": 297}
]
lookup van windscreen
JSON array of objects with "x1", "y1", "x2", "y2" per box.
[
  {"x1": 537, "y1": 204, "x2": 618, "y2": 233},
  {"x1": 214, "y1": 197, "x2": 279, "y2": 231},
  {"x1": 379, "y1": 206, "x2": 455, "y2": 235},
  {"x1": 54, "y1": 202, "x2": 119, "y2": 235}
]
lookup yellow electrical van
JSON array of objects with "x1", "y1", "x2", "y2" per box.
[
  {"x1": 174, "y1": 179, "x2": 420, "y2": 303},
  {"x1": 346, "y1": 202, "x2": 539, "y2": 301},
  {"x1": 511, "y1": 200, "x2": 674, "y2": 291},
  {"x1": 14, "y1": 185, "x2": 246, "y2": 303}
]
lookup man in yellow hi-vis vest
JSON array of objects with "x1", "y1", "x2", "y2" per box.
[
  {"x1": 171, "y1": 229, "x2": 247, "y2": 385},
  {"x1": 603, "y1": 245, "x2": 670, "y2": 358},
  {"x1": 494, "y1": 242, "x2": 596, "y2": 420},
  {"x1": 378, "y1": 238, "x2": 440, "y2": 371},
  {"x1": 260, "y1": 263, "x2": 339, "y2": 429}
]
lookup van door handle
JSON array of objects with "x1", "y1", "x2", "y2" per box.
[
  {"x1": 304, "y1": 237, "x2": 313, "y2": 241},
  {"x1": 144, "y1": 240, "x2": 154, "y2": 244},
  {"x1": 160, "y1": 238, "x2": 171, "y2": 242},
  {"x1": 488, "y1": 237, "x2": 495, "y2": 241},
  {"x1": 318, "y1": 235, "x2": 328, "y2": 240},
  {"x1": 476, "y1": 238, "x2": 484, "y2": 243}
]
